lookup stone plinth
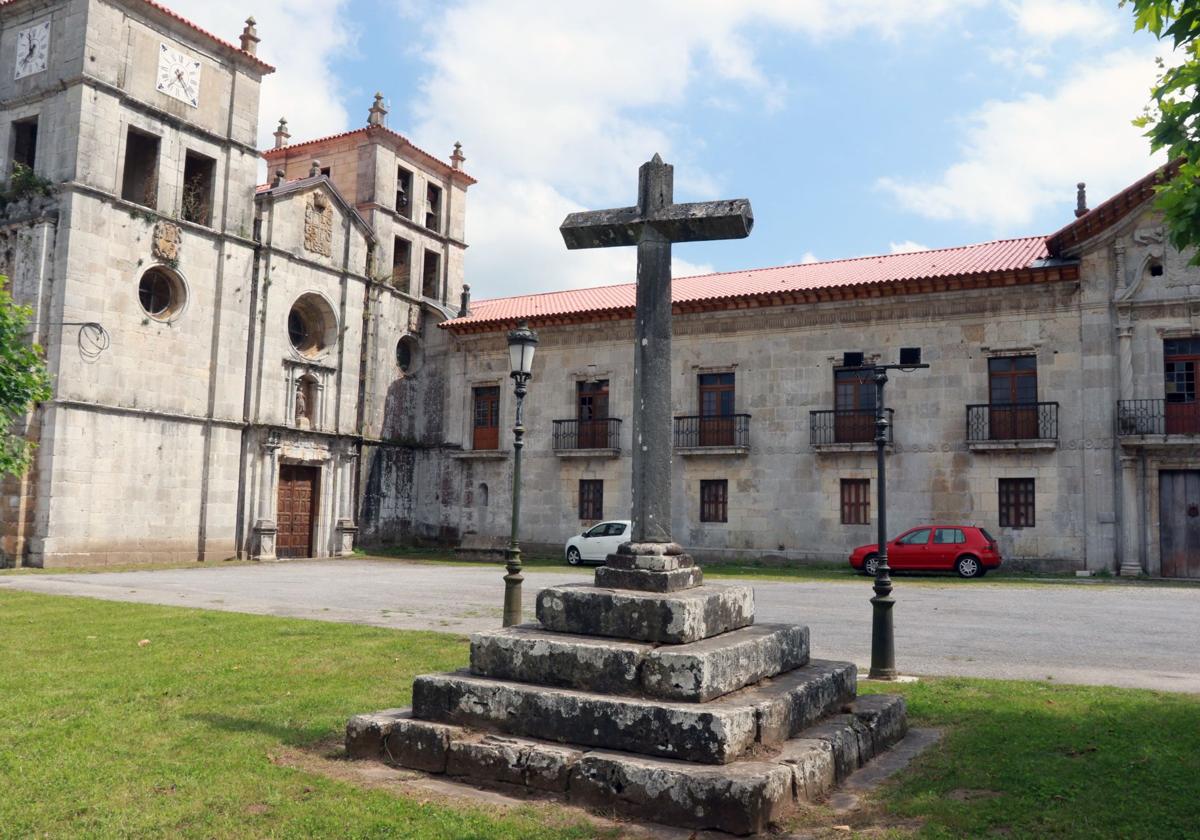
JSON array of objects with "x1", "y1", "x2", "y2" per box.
[
  {"x1": 535, "y1": 582, "x2": 754, "y2": 644},
  {"x1": 349, "y1": 557, "x2": 911, "y2": 834}
]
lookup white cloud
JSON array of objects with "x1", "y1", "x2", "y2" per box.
[
  {"x1": 877, "y1": 47, "x2": 1166, "y2": 230},
  {"x1": 167, "y1": 0, "x2": 353, "y2": 151},
  {"x1": 889, "y1": 240, "x2": 930, "y2": 254},
  {"x1": 1010, "y1": 0, "x2": 1119, "y2": 42},
  {"x1": 800, "y1": 251, "x2": 820, "y2": 264},
  {"x1": 405, "y1": 0, "x2": 987, "y2": 297}
]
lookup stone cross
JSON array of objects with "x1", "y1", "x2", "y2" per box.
[{"x1": 560, "y1": 155, "x2": 752, "y2": 548}]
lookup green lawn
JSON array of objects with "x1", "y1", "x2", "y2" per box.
[{"x1": 2, "y1": 589, "x2": 1197, "y2": 838}]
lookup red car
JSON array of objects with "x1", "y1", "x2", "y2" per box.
[{"x1": 849, "y1": 525, "x2": 1002, "y2": 578}]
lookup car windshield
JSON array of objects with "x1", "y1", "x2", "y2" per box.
[{"x1": 585, "y1": 524, "x2": 607, "y2": 538}]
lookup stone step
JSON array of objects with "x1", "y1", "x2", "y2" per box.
[
  {"x1": 411, "y1": 659, "x2": 856, "y2": 765},
  {"x1": 345, "y1": 693, "x2": 909, "y2": 836},
  {"x1": 535, "y1": 582, "x2": 754, "y2": 644},
  {"x1": 469, "y1": 622, "x2": 809, "y2": 702}
]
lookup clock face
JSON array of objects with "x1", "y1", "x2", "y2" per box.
[
  {"x1": 14, "y1": 21, "x2": 50, "y2": 80},
  {"x1": 155, "y1": 43, "x2": 201, "y2": 108}
]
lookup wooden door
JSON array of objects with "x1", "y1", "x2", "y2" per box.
[
  {"x1": 472, "y1": 386, "x2": 500, "y2": 450},
  {"x1": 834, "y1": 369, "x2": 875, "y2": 443},
  {"x1": 1160, "y1": 470, "x2": 1200, "y2": 578},
  {"x1": 577, "y1": 380, "x2": 609, "y2": 448},
  {"x1": 988, "y1": 356, "x2": 1039, "y2": 439},
  {"x1": 1164, "y1": 338, "x2": 1199, "y2": 435},
  {"x1": 698, "y1": 372, "x2": 735, "y2": 446},
  {"x1": 278, "y1": 464, "x2": 319, "y2": 559}
]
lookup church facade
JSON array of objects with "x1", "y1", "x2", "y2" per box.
[{"x1": 2, "y1": 0, "x2": 1198, "y2": 577}]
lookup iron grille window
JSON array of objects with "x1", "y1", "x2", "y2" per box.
[
  {"x1": 579, "y1": 479, "x2": 603, "y2": 521},
  {"x1": 840, "y1": 479, "x2": 869, "y2": 525},
  {"x1": 999, "y1": 478, "x2": 1035, "y2": 528},
  {"x1": 700, "y1": 479, "x2": 728, "y2": 523}
]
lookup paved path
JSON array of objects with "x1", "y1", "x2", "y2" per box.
[{"x1": 3, "y1": 559, "x2": 1197, "y2": 692}]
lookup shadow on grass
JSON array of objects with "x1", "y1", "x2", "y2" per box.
[{"x1": 187, "y1": 712, "x2": 328, "y2": 748}]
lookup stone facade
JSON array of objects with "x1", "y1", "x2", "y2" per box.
[{"x1": 0, "y1": 0, "x2": 473, "y2": 567}]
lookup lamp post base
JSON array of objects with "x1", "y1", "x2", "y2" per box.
[
  {"x1": 868, "y1": 590, "x2": 896, "y2": 680},
  {"x1": 503, "y1": 547, "x2": 524, "y2": 627}
]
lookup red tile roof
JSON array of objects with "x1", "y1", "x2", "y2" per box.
[
  {"x1": 263, "y1": 126, "x2": 477, "y2": 186},
  {"x1": 444, "y1": 236, "x2": 1063, "y2": 333},
  {"x1": 0, "y1": 0, "x2": 281, "y2": 73},
  {"x1": 1047, "y1": 161, "x2": 1178, "y2": 256}
]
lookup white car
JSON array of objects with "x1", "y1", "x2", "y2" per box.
[{"x1": 565, "y1": 520, "x2": 632, "y2": 565}]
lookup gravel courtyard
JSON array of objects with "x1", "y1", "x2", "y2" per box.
[{"x1": 3, "y1": 558, "x2": 1196, "y2": 692}]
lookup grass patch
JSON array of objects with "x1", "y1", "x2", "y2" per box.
[
  {"x1": 0, "y1": 590, "x2": 611, "y2": 839},
  {"x1": 3, "y1": 590, "x2": 1197, "y2": 838},
  {"x1": 854, "y1": 676, "x2": 1200, "y2": 838}
]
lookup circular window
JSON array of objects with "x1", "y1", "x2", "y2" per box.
[
  {"x1": 287, "y1": 294, "x2": 337, "y2": 358},
  {"x1": 396, "y1": 335, "x2": 419, "y2": 373},
  {"x1": 138, "y1": 267, "x2": 186, "y2": 321}
]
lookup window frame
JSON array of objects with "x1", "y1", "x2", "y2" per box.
[
  {"x1": 998, "y1": 478, "x2": 1036, "y2": 528},
  {"x1": 471, "y1": 385, "x2": 501, "y2": 450},
  {"x1": 840, "y1": 478, "x2": 870, "y2": 525},
  {"x1": 700, "y1": 479, "x2": 728, "y2": 523},
  {"x1": 579, "y1": 479, "x2": 603, "y2": 521}
]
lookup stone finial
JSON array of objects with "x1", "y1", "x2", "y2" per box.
[
  {"x1": 451, "y1": 141, "x2": 465, "y2": 170},
  {"x1": 272, "y1": 117, "x2": 290, "y2": 150},
  {"x1": 309, "y1": 160, "x2": 322, "y2": 178},
  {"x1": 1075, "y1": 182, "x2": 1088, "y2": 218},
  {"x1": 240, "y1": 17, "x2": 260, "y2": 55},
  {"x1": 272, "y1": 168, "x2": 285, "y2": 188},
  {"x1": 458, "y1": 283, "x2": 471, "y2": 317},
  {"x1": 368, "y1": 92, "x2": 388, "y2": 127}
]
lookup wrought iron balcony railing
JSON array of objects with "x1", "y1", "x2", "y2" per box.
[
  {"x1": 809, "y1": 409, "x2": 894, "y2": 446},
  {"x1": 1117, "y1": 399, "x2": 1200, "y2": 436},
  {"x1": 966, "y1": 402, "x2": 1059, "y2": 441},
  {"x1": 673, "y1": 414, "x2": 751, "y2": 449},
  {"x1": 551, "y1": 417, "x2": 622, "y2": 450}
]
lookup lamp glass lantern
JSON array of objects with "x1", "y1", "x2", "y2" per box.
[{"x1": 507, "y1": 322, "x2": 538, "y2": 376}]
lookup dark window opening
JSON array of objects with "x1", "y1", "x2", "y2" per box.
[
  {"x1": 579, "y1": 479, "x2": 603, "y2": 521},
  {"x1": 473, "y1": 386, "x2": 500, "y2": 450},
  {"x1": 999, "y1": 478, "x2": 1035, "y2": 528},
  {"x1": 181, "y1": 150, "x2": 215, "y2": 226},
  {"x1": 840, "y1": 479, "x2": 869, "y2": 525},
  {"x1": 577, "y1": 379, "x2": 610, "y2": 448},
  {"x1": 121, "y1": 128, "x2": 160, "y2": 209},
  {"x1": 12, "y1": 117, "x2": 37, "y2": 170},
  {"x1": 1149, "y1": 260, "x2": 1164, "y2": 277},
  {"x1": 288, "y1": 309, "x2": 311, "y2": 349},
  {"x1": 319, "y1": 166, "x2": 331, "y2": 177},
  {"x1": 425, "y1": 183, "x2": 442, "y2": 232},
  {"x1": 396, "y1": 166, "x2": 413, "y2": 218},
  {"x1": 700, "y1": 479, "x2": 728, "y2": 523},
  {"x1": 422, "y1": 249, "x2": 441, "y2": 299},
  {"x1": 392, "y1": 236, "x2": 411, "y2": 288},
  {"x1": 137, "y1": 267, "x2": 184, "y2": 320}
]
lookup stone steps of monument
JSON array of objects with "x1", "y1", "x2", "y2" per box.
[
  {"x1": 346, "y1": 694, "x2": 909, "y2": 836},
  {"x1": 469, "y1": 622, "x2": 809, "y2": 702},
  {"x1": 411, "y1": 658, "x2": 856, "y2": 765},
  {"x1": 535, "y1": 582, "x2": 755, "y2": 644}
]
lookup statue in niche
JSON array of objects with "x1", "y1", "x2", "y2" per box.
[{"x1": 295, "y1": 380, "x2": 310, "y2": 427}]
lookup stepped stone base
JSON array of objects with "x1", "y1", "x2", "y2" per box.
[
  {"x1": 346, "y1": 693, "x2": 909, "y2": 835},
  {"x1": 413, "y1": 660, "x2": 855, "y2": 764},
  {"x1": 593, "y1": 564, "x2": 703, "y2": 592},
  {"x1": 470, "y1": 622, "x2": 808, "y2": 701},
  {"x1": 536, "y1": 582, "x2": 754, "y2": 644}
]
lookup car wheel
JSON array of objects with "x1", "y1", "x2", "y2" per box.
[
  {"x1": 955, "y1": 555, "x2": 982, "y2": 578},
  {"x1": 863, "y1": 554, "x2": 880, "y2": 576},
  {"x1": 566, "y1": 547, "x2": 582, "y2": 566}
]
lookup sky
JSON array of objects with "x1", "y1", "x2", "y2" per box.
[{"x1": 172, "y1": 0, "x2": 1169, "y2": 300}]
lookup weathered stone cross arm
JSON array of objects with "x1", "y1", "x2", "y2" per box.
[{"x1": 560, "y1": 199, "x2": 754, "y2": 249}]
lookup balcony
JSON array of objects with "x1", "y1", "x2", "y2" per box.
[
  {"x1": 674, "y1": 414, "x2": 750, "y2": 455},
  {"x1": 1117, "y1": 399, "x2": 1200, "y2": 442},
  {"x1": 810, "y1": 409, "x2": 893, "y2": 451},
  {"x1": 966, "y1": 402, "x2": 1059, "y2": 451},
  {"x1": 552, "y1": 418, "x2": 622, "y2": 457}
]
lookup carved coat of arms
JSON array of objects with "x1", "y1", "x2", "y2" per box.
[
  {"x1": 152, "y1": 221, "x2": 181, "y2": 262},
  {"x1": 304, "y1": 192, "x2": 333, "y2": 257}
]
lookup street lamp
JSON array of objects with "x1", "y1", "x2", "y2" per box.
[
  {"x1": 843, "y1": 347, "x2": 929, "y2": 680},
  {"x1": 503, "y1": 321, "x2": 538, "y2": 627}
]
